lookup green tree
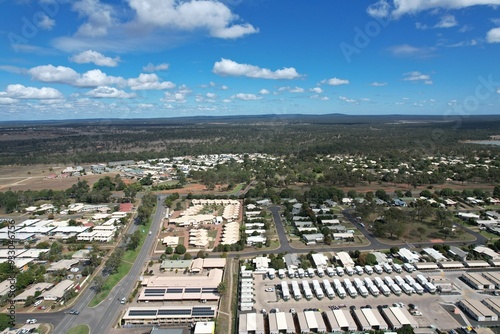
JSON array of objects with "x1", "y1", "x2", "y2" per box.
[
  {"x1": 92, "y1": 275, "x2": 105, "y2": 293},
  {"x1": 165, "y1": 247, "x2": 173, "y2": 255},
  {"x1": 175, "y1": 244, "x2": 186, "y2": 255},
  {"x1": 126, "y1": 230, "x2": 141, "y2": 251},
  {"x1": 217, "y1": 282, "x2": 227, "y2": 296},
  {"x1": 0, "y1": 313, "x2": 12, "y2": 331}
]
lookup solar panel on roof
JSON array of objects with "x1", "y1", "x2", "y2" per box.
[
  {"x1": 193, "y1": 307, "x2": 213, "y2": 311},
  {"x1": 166, "y1": 288, "x2": 183, "y2": 294},
  {"x1": 157, "y1": 309, "x2": 192, "y2": 316},
  {"x1": 128, "y1": 310, "x2": 157, "y2": 316},
  {"x1": 192, "y1": 309, "x2": 215, "y2": 317},
  {"x1": 144, "y1": 288, "x2": 165, "y2": 296}
]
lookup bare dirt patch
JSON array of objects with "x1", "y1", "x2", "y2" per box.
[{"x1": 0, "y1": 164, "x2": 118, "y2": 191}]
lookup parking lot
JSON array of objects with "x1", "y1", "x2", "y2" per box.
[{"x1": 250, "y1": 269, "x2": 487, "y2": 330}]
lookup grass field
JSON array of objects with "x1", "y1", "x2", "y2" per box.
[{"x1": 67, "y1": 324, "x2": 90, "y2": 334}]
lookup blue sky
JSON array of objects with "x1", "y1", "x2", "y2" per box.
[{"x1": 0, "y1": 0, "x2": 500, "y2": 120}]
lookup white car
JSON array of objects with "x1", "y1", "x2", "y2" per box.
[
  {"x1": 26, "y1": 319, "x2": 37, "y2": 324},
  {"x1": 265, "y1": 288, "x2": 274, "y2": 292},
  {"x1": 33, "y1": 300, "x2": 42, "y2": 307}
]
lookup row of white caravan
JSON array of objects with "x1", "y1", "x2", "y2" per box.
[
  {"x1": 274, "y1": 263, "x2": 415, "y2": 280},
  {"x1": 278, "y1": 274, "x2": 436, "y2": 301}
]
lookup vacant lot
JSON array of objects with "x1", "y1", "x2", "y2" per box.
[{"x1": 0, "y1": 164, "x2": 115, "y2": 191}]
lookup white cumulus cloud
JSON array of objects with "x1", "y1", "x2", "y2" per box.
[
  {"x1": 37, "y1": 13, "x2": 55, "y2": 30},
  {"x1": 128, "y1": 0, "x2": 258, "y2": 39},
  {"x1": 0, "y1": 97, "x2": 19, "y2": 104},
  {"x1": 259, "y1": 89, "x2": 270, "y2": 95},
  {"x1": 0, "y1": 84, "x2": 63, "y2": 99},
  {"x1": 403, "y1": 71, "x2": 432, "y2": 84},
  {"x1": 86, "y1": 86, "x2": 136, "y2": 98},
  {"x1": 143, "y1": 63, "x2": 170, "y2": 72},
  {"x1": 127, "y1": 73, "x2": 175, "y2": 90},
  {"x1": 231, "y1": 93, "x2": 261, "y2": 101},
  {"x1": 368, "y1": 0, "x2": 500, "y2": 18},
  {"x1": 435, "y1": 15, "x2": 458, "y2": 28},
  {"x1": 70, "y1": 50, "x2": 120, "y2": 67},
  {"x1": 73, "y1": 0, "x2": 116, "y2": 37},
  {"x1": 309, "y1": 87, "x2": 323, "y2": 94},
  {"x1": 487, "y1": 27, "x2": 500, "y2": 43},
  {"x1": 213, "y1": 58, "x2": 301, "y2": 80},
  {"x1": 321, "y1": 77, "x2": 350, "y2": 86},
  {"x1": 29, "y1": 65, "x2": 126, "y2": 87},
  {"x1": 369, "y1": 82, "x2": 388, "y2": 86}
]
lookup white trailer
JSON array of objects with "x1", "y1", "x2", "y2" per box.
[
  {"x1": 326, "y1": 267, "x2": 335, "y2": 277},
  {"x1": 369, "y1": 284, "x2": 380, "y2": 296},
  {"x1": 325, "y1": 285, "x2": 335, "y2": 299},
  {"x1": 333, "y1": 279, "x2": 342, "y2": 290},
  {"x1": 394, "y1": 276, "x2": 405, "y2": 287},
  {"x1": 402, "y1": 283, "x2": 413, "y2": 295},
  {"x1": 390, "y1": 284, "x2": 402, "y2": 295},
  {"x1": 403, "y1": 263, "x2": 415, "y2": 272},
  {"x1": 373, "y1": 265, "x2": 383, "y2": 274},
  {"x1": 416, "y1": 274, "x2": 428, "y2": 285},
  {"x1": 312, "y1": 280, "x2": 324, "y2": 299},
  {"x1": 302, "y1": 280, "x2": 313, "y2": 299},
  {"x1": 292, "y1": 280, "x2": 302, "y2": 300},
  {"x1": 343, "y1": 278, "x2": 352, "y2": 288},
  {"x1": 384, "y1": 276, "x2": 394, "y2": 286},
  {"x1": 288, "y1": 268, "x2": 296, "y2": 278},
  {"x1": 278, "y1": 269, "x2": 286, "y2": 279},
  {"x1": 412, "y1": 282, "x2": 424, "y2": 294},
  {"x1": 337, "y1": 286, "x2": 346, "y2": 298},
  {"x1": 347, "y1": 285, "x2": 358, "y2": 297},
  {"x1": 405, "y1": 275, "x2": 415, "y2": 285},
  {"x1": 307, "y1": 268, "x2": 315, "y2": 278},
  {"x1": 345, "y1": 266, "x2": 354, "y2": 276},
  {"x1": 364, "y1": 265, "x2": 373, "y2": 275},
  {"x1": 297, "y1": 268, "x2": 305, "y2": 278},
  {"x1": 392, "y1": 263, "x2": 403, "y2": 273},
  {"x1": 336, "y1": 267, "x2": 344, "y2": 276},
  {"x1": 316, "y1": 267, "x2": 324, "y2": 277},
  {"x1": 354, "y1": 278, "x2": 364, "y2": 289},
  {"x1": 323, "y1": 279, "x2": 335, "y2": 298},
  {"x1": 268, "y1": 268, "x2": 276, "y2": 279},
  {"x1": 374, "y1": 277, "x2": 384, "y2": 288},
  {"x1": 358, "y1": 285, "x2": 369, "y2": 297},
  {"x1": 424, "y1": 281, "x2": 436, "y2": 293},
  {"x1": 355, "y1": 266, "x2": 364, "y2": 275},
  {"x1": 380, "y1": 284, "x2": 391, "y2": 296},
  {"x1": 383, "y1": 263, "x2": 393, "y2": 273},
  {"x1": 363, "y1": 277, "x2": 373, "y2": 287},
  {"x1": 281, "y1": 281, "x2": 290, "y2": 300}
]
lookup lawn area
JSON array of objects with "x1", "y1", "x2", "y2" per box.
[
  {"x1": 225, "y1": 183, "x2": 244, "y2": 195},
  {"x1": 89, "y1": 217, "x2": 153, "y2": 307},
  {"x1": 67, "y1": 325, "x2": 90, "y2": 334}
]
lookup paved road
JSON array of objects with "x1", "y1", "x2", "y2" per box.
[
  {"x1": 227, "y1": 205, "x2": 487, "y2": 258},
  {"x1": 16, "y1": 195, "x2": 166, "y2": 333},
  {"x1": 15, "y1": 199, "x2": 489, "y2": 331}
]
